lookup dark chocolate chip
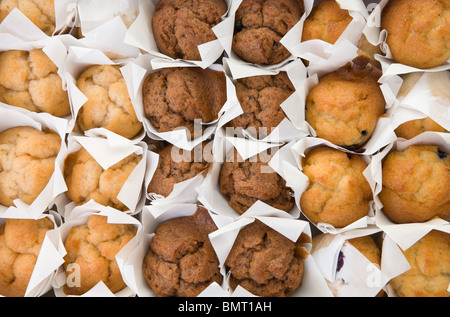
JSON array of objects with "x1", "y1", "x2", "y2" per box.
[
  {"x1": 437, "y1": 148, "x2": 448, "y2": 159},
  {"x1": 336, "y1": 251, "x2": 345, "y2": 272},
  {"x1": 273, "y1": 41, "x2": 280, "y2": 47},
  {"x1": 361, "y1": 130, "x2": 367, "y2": 136}
]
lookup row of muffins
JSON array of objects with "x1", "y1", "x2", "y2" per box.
[{"x1": 0, "y1": 0, "x2": 449, "y2": 297}]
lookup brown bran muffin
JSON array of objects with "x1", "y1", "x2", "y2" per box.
[
  {"x1": 63, "y1": 215, "x2": 137, "y2": 295},
  {"x1": 76, "y1": 64, "x2": 143, "y2": 139},
  {"x1": 381, "y1": 0, "x2": 450, "y2": 69},
  {"x1": 390, "y1": 230, "x2": 450, "y2": 297},
  {"x1": 300, "y1": 146, "x2": 372, "y2": 228},
  {"x1": 152, "y1": 0, "x2": 227, "y2": 61},
  {"x1": 0, "y1": 0, "x2": 55, "y2": 36},
  {"x1": 0, "y1": 126, "x2": 61, "y2": 207},
  {"x1": 379, "y1": 145, "x2": 450, "y2": 223},
  {"x1": 305, "y1": 55, "x2": 385, "y2": 149},
  {"x1": 225, "y1": 220, "x2": 310, "y2": 297},
  {"x1": 219, "y1": 148, "x2": 294, "y2": 215},
  {"x1": 227, "y1": 72, "x2": 295, "y2": 138},
  {"x1": 147, "y1": 142, "x2": 212, "y2": 197},
  {"x1": 0, "y1": 217, "x2": 54, "y2": 297},
  {"x1": 232, "y1": 0, "x2": 304, "y2": 65},
  {"x1": 63, "y1": 147, "x2": 142, "y2": 212},
  {"x1": 0, "y1": 49, "x2": 70, "y2": 117},
  {"x1": 142, "y1": 67, "x2": 226, "y2": 138},
  {"x1": 142, "y1": 206, "x2": 222, "y2": 297},
  {"x1": 301, "y1": 0, "x2": 352, "y2": 44}
]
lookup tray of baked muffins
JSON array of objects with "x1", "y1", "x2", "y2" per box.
[{"x1": 0, "y1": 0, "x2": 448, "y2": 299}]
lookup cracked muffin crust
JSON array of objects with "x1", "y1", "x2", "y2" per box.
[
  {"x1": 300, "y1": 146, "x2": 372, "y2": 228},
  {"x1": 142, "y1": 206, "x2": 222, "y2": 297},
  {"x1": 225, "y1": 220, "x2": 310, "y2": 297},
  {"x1": 227, "y1": 72, "x2": 295, "y2": 138},
  {"x1": 147, "y1": 142, "x2": 211, "y2": 197},
  {"x1": 0, "y1": 126, "x2": 61, "y2": 207},
  {"x1": 232, "y1": 0, "x2": 304, "y2": 65},
  {"x1": 142, "y1": 67, "x2": 226, "y2": 138},
  {"x1": 301, "y1": 0, "x2": 352, "y2": 44},
  {"x1": 152, "y1": 0, "x2": 227, "y2": 61},
  {"x1": 63, "y1": 147, "x2": 142, "y2": 211},
  {"x1": 0, "y1": 49, "x2": 70, "y2": 117},
  {"x1": 381, "y1": 0, "x2": 450, "y2": 69},
  {"x1": 219, "y1": 148, "x2": 294, "y2": 215},
  {"x1": 0, "y1": 0, "x2": 55, "y2": 35},
  {"x1": 0, "y1": 217, "x2": 54, "y2": 297},
  {"x1": 76, "y1": 65, "x2": 143, "y2": 139},
  {"x1": 63, "y1": 215, "x2": 137, "y2": 295},
  {"x1": 305, "y1": 56, "x2": 385, "y2": 150},
  {"x1": 379, "y1": 145, "x2": 450, "y2": 224},
  {"x1": 390, "y1": 230, "x2": 450, "y2": 297}
]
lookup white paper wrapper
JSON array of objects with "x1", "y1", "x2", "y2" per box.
[
  {"x1": 0, "y1": 211, "x2": 64, "y2": 297},
  {"x1": 311, "y1": 227, "x2": 396, "y2": 297},
  {"x1": 369, "y1": 132, "x2": 450, "y2": 251},
  {"x1": 122, "y1": 53, "x2": 242, "y2": 150},
  {"x1": 268, "y1": 136, "x2": 379, "y2": 234},
  {"x1": 208, "y1": 200, "x2": 332, "y2": 297},
  {"x1": 121, "y1": 203, "x2": 234, "y2": 297},
  {"x1": 63, "y1": 45, "x2": 146, "y2": 141},
  {"x1": 52, "y1": 201, "x2": 143, "y2": 297},
  {"x1": 123, "y1": 0, "x2": 231, "y2": 69},
  {"x1": 197, "y1": 128, "x2": 301, "y2": 219},
  {"x1": 57, "y1": 128, "x2": 148, "y2": 217},
  {"x1": 222, "y1": 57, "x2": 310, "y2": 142},
  {"x1": 0, "y1": 105, "x2": 68, "y2": 219}
]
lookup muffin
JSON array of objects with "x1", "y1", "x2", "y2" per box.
[
  {"x1": 381, "y1": 0, "x2": 450, "y2": 69},
  {"x1": 63, "y1": 214, "x2": 137, "y2": 295},
  {"x1": 147, "y1": 142, "x2": 212, "y2": 197},
  {"x1": 227, "y1": 72, "x2": 295, "y2": 138},
  {"x1": 225, "y1": 220, "x2": 309, "y2": 297},
  {"x1": 301, "y1": 0, "x2": 352, "y2": 44},
  {"x1": 0, "y1": 49, "x2": 70, "y2": 117},
  {"x1": 232, "y1": 0, "x2": 305, "y2": 65},
  {"x1": 390, "y1": 230, "x2": 450, "y2": 297},
  {"x1": 76, "y1": 65, "x2": 143, "y2": 139},
  {"x1": 142, "y1": 67, "x2": 226, "y2": 138},
  {"x1": 0, "y1": 217, "x2": 54, "y2": 297},
  {"x1": 0, "y1": 126, "x2": 61, "y2": 207},
  {"x1": 152, "y1": 0, "x2": 227, "y2": 61},
  {"x1": 379, "y1": 145, "x2": 450, "y2": 224},
  {"x1": 395, "y1": 117, "x2": 448, "y2": 139},
  {"x1": 219, "y1": 148, "x2": 294, "y2": 215},
  {"x1": 0, "y1": 0, "x2": 55, "y2": 36},
  {"x1": 300, "y1": 146, "x2": 372, "y2": 228},
  {"x1": 305, "y1": 55, "x2": 385, "y2": 149},
  {"x1": 63, "y1": 147, "x2": 142, "y2": 211},
  {"x1": 142, "y1": 206, "x2": 222, "y2": 297}
]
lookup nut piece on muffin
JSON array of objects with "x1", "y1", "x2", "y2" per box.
[
  {"x1": 381, "y1": 0, "x2": 450, "y2": 69},
  {"x1": 63, "y1": 147, "x2": 142, "y2": 212},
  {"x1": 0, "y1": 0, "x2": 56, "y2": 36},
  {"x1": 0, "y1": 217, "x2": 54, "y2": 297},
  {"x1": 142, "y1": 206, "x2": 222, "y2": 297},
  {"x1": 232, "y1": 0, "x2": 305, "y2": 65},
  {"x1": 0, "y1": 126, "x2": 61, "y2": 207},
  {"x1": 147, "y1": 142, "x2": 212, "y2": 197},
  {"x1": 225, "y1": 220, "x2": 310, "y2": 297},
  {"x1": 379, "y1": 145, "x2": 450, "y2": 223},
  {"x1": 219, "y1": 148, "x2": 294, "y2": 215},
  {"x1": 0, "y1": 49, "x2": 70, "y2": 117},
  {"x1": 300, "y1": 146, "x2": 372, "y2": 228},
  {"x1": 76, "y1": 65, "x2": 143, "y2": 139},
  {"x1": 390, "y1": 230, "x2": 450, "y2": 297},
  {"x1": 63, "y1": 215, "x2": 137, "y2": 295},
  {"x1": 305, "y1": 55, "x2": 385, "y2": 150},
  {"x1": 142, "y1": 67, "x2": 226, "y2": 138},
  {"x1": 152, "y1": 0, "x2": 227, "y2": 61},
  {"x1": 227, "y1": 72, "x2": 295, "y2": 138}
]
